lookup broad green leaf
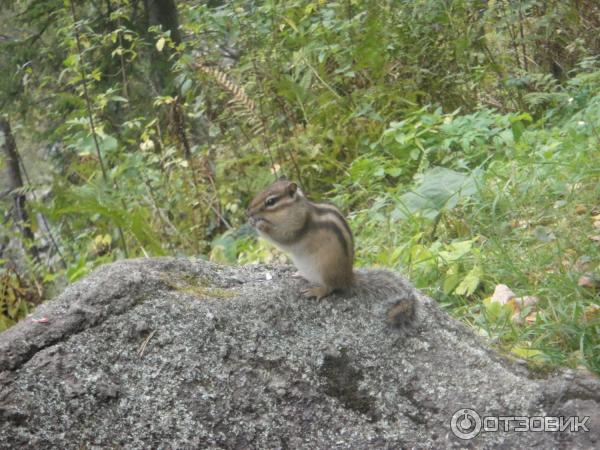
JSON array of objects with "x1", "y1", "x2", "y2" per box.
[{"x1": 395, "y1": 167, "x2": 480, "y2": 220}]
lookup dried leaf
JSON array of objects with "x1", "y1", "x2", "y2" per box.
[
  {"x1": 524, "y1": 311, "x2": 538, "y2": 324},
  {"x1": 514, "y1": 296, "x2": 539, "y2": 308},
  {"x1": 491, "y1": 284, "x2": 516, "y2": 304},
  {"x1": 533, "y1": 226, "x2": 556, "y2": 242},
  {"x1": 578, "y1": 275, "x2": 600, "y2": 289},
  {"x1": 31, "y1": 317, "x2": 49, "y2": 324},
  {"x1": 505, "y1": 298, "x2": 519, "y2": 313},
  {"x1": 573, "y1": 255, "x2": 591, "y2": 272},
  {"x1": 581, "y1": 304, "x2": 600, "y2": 322},
  {"x1": 511, "y1": 308, "x2": 523, "y2": 324}
]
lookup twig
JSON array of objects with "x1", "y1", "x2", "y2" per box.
[
  {"x1": 143, "y1": 179, "x2": 180, "y2": 236},
  {"x1": 117, "y1": 23, "x2": 130, "y2": 102},
  {"x1": 138, "y1": 330, "x2": 156, "y2": 358}
]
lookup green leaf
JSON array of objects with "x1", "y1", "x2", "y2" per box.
[
  {"x1": 438, "y1": 239, "x2": 474, "y2": 262},
  {"x1": 50, "y1": 183, "x2": 165, "y2": 256},
  {"x1": 455, "y1": 265, "x2": 483, "y2": 296},
  {"x1": 442, "y1": 264, "x2": 461, "y2": 294},
  {"x1": 394, "y1": 167, "x2": 480, "y2": 220},
  {"x1": 511, "y1": 346, "x2": 544, "y2": 360},
  {"x1": 483, "y1": 297, "x2": 513, "y2": 324}
]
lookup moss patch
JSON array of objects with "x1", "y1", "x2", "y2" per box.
[{"x1": 161, "y1": 273, "x2": 236, "y2": 300}]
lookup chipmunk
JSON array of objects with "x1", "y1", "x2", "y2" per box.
[{"x1": 247, "y1": 176, "x2": 416, "y2": 327}]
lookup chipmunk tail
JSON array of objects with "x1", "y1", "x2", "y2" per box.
[{"x1": 350, "y1": 269, "x2": 417, "y2": 328}]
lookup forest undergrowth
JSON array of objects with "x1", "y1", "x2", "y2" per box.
[{"x1": 0, "y1": 0, "x2": 599, "y2": 375}]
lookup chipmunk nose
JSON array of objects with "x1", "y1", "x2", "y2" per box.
[{"x1": 246, "y1": 211, "x2": 257, "y2": 227}]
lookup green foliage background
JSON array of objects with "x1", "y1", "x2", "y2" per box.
[{"x1": 1, "y1": 0, "x2": 599, "y2": 374}]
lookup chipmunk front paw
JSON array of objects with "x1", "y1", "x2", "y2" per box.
[{"x1": 302, "y1": 285, "x2": 333, "y2": 301}]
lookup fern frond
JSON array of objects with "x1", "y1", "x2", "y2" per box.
[
  {"x1": 195, "y1": 62, "x2": 257, "y2": 112},
  {"x1": 524, "y1": 92, "x2": 570, "y2": 109},
  {"x1": 194, "y1": 59, "x2": 265, "y2": 136}
]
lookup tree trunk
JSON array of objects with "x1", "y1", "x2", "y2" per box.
[
  {"x1": 0, "y1": 117, "x2": 39, "y2": 263},
  {"x1": 145, "y1": 0, "x2": 182, "y2": 44},
  {"x1": 143, "y1": 0, "x2": 182, "y2": 92}
]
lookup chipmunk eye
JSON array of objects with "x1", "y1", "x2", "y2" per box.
[{"x1": 265, "y1": 196, "x2": 278, "y2": 207}]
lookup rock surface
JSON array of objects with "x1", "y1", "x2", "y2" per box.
[{"x1": 0, "y1": 257, "x2": 598, "y2": 449}]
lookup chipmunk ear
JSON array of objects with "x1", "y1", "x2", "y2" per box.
[{"x1": 287, "y1": 182, "x2": 297, "y2": 197}]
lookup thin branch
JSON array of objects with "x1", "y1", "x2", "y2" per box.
[
  {"x1": 69, "y1": 0, "x2": 129, "y2": 257},
  {"x1": 517, "y1": 2, "x2": 528, "y2": 72},
  {"x1": 28, "y1": 17, "x2": 52, "y2": 45},
  {"x1": 118, "y1": 30, "x2": 130, "y2": 102},
  {"x1": 15, "y1": 145, "x2": 68, "y2": 269},
  {"x1": 68, "y1": 1, "x2": 108, "y2": 180}
]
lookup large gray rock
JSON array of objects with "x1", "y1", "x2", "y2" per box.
[{"x1": 0, "y1": 257, "x2": 598, "y2": 449}]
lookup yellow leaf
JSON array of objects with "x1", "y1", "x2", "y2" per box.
[
  {"x1": 511, "y1": 346, "x2": 543, "y2": 359},
  {"x1": 505, "y1": 298, "x2": 519, "y2": 314},
  {"x1": 305, "y1": 3, "x2": 316, "y2": 14},
  {"x1": 156, "y1": 37, "x2": 166, "y2": 52},
  {"x1": 282, "y1": 17, "x2": 298, "y2": 32}
]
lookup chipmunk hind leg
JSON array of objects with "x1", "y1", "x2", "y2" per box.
[{"x1": 302, "y1": 246, "x2": 352, "y2": 300}]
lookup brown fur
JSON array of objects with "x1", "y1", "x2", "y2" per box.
[
  {"x1": 247, "y1": 179, "x2": 417, "y2": 326},
  {"x1": 247, "y1": 178, "x2": 354, "y2": 299}
]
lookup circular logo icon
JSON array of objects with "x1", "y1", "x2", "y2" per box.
[{"x1": 451, "y1": 408, "x2": 482, "y2": 440}]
